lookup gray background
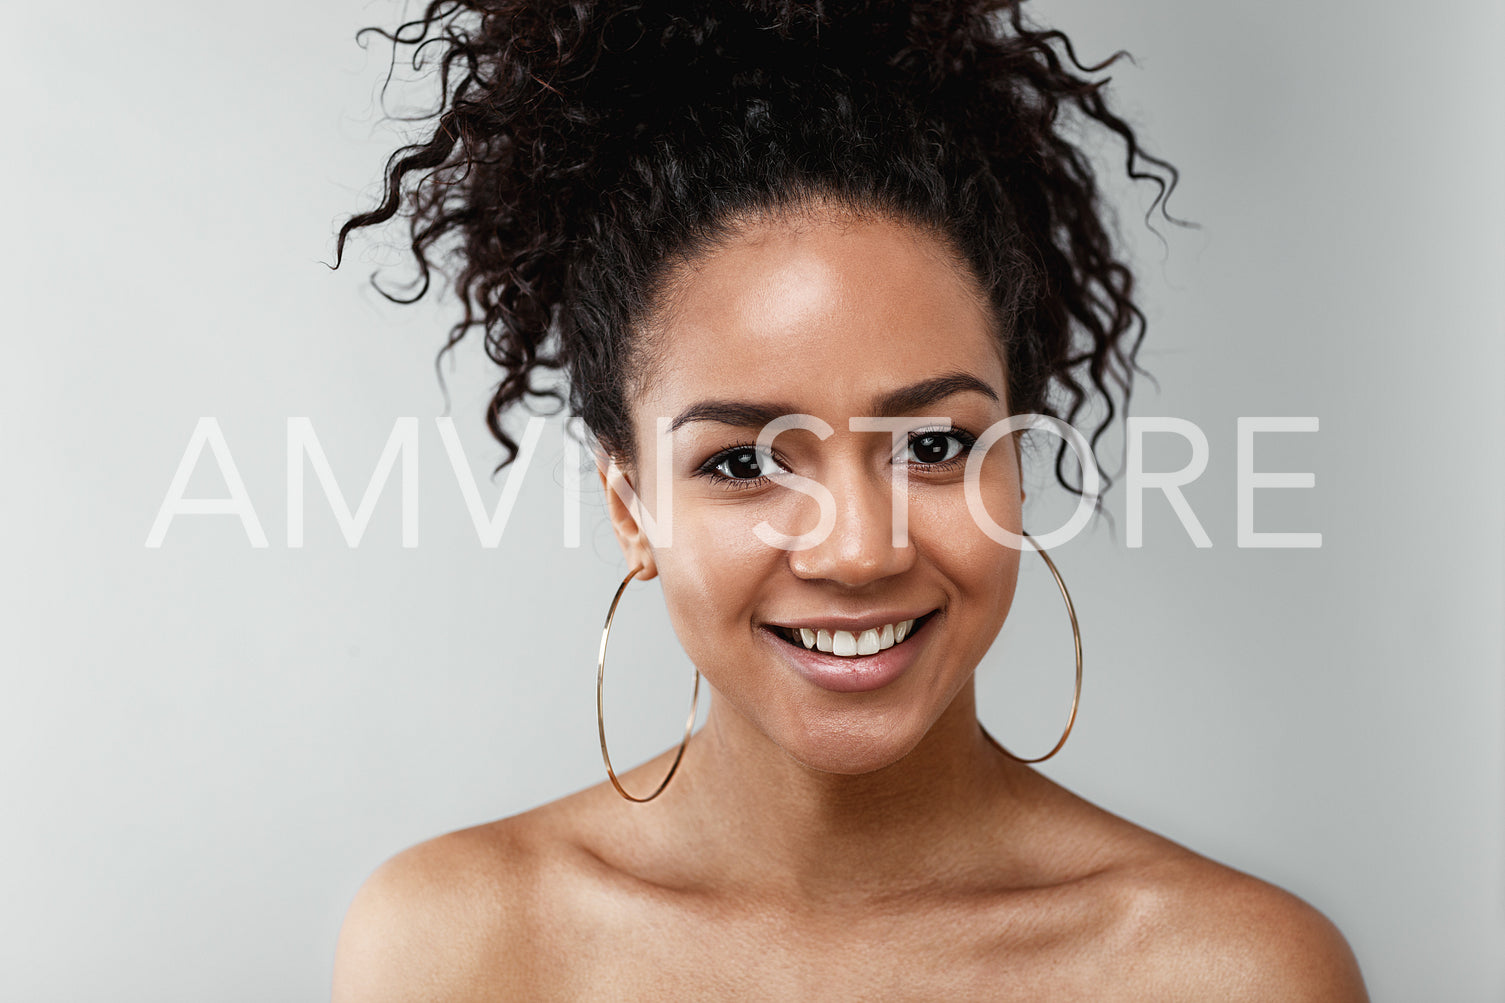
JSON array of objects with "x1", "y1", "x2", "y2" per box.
[{"x1": 5, "y1": 0, "x2": 1502, "y2": 999}]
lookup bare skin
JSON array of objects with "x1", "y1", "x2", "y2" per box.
[{"x1": 332, "y1": 206, "x2": 1367, "y2": 1001}]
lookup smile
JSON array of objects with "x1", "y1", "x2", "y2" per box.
[{"x1": 770, "y1": 612, "x2": 936, "y2": 658}]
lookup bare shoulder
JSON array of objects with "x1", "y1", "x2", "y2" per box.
[
  {"x1": 1099, "y1": 849, "x2": 1368, "y2": 1002},
  {"x1": 330, "y1": 812, "x2": 563, "y2": 1002},
  {"x1": 1020, "y1": 776, "x2": 1365, "y2": 1000},
  {"x1": 330, "y1": 774, "x2": 666, "y2": 1001}
]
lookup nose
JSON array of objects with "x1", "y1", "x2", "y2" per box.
[{"x1": 787, "y1": 465, "x2": 915, "y2": 587}]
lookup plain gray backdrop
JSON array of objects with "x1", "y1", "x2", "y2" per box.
[{"x1": 5, "y1": 0, "x2": 1502, "y2": 999}]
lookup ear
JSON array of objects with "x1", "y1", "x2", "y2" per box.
[{"x1": 598, "y1": 457, "x2": 659, "y2": 580}]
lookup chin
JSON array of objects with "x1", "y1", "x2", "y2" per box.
[{"x1": 774, "y1": 712, "x2": 933, "y2": 776}]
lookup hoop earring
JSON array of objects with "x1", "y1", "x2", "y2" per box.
[
  {"x1": 980, "y1": 533, "x2": 1083, "y2": 764},
  {"x1": 597, "y1": 565, "x2": 701, "y2": 802}
]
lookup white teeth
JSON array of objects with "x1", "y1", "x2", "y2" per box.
[{"x1": 787, "y1": 616, "x2": 924, "y2": 658}]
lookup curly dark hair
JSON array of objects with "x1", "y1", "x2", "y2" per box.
[{"x1": 334, "y1": 0, "x2": 1182, "y2": 495}]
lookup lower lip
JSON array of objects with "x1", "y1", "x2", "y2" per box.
[{"x1": 761, "y1": 616, "x2": 934, "y2": 694}]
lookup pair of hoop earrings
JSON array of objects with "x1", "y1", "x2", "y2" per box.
[{"x1": 596, "y1": 533, "x2": 1083, "y2": 802}]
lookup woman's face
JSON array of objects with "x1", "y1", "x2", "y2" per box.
[{"x1": 605, "y1": 207, "x2": 1024, "y2": 775}]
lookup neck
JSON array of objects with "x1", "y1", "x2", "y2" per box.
[{"x1": 667, "y1": 680, "x2": 1036, "y2": 906}]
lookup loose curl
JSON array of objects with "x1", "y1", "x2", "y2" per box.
[{"x1": 334, "y1": 0, "x2": 1183, "y2": 496}]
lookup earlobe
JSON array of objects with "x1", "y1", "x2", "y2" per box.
[{"x1": 597, "y1": 459, "x2": 658, "y2": 580}]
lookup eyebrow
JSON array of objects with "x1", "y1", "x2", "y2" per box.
[
  {"x1": 669, "y1": 371, "x2": 1000, "y2": 432},
  {"x1": 872, "y1": 372, "x2": 1000, "y2": 417}
]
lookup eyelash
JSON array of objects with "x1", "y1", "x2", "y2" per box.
[
  {"x1": 695, "y1": 445, "x2": 786, "y2": 490},
  {"x1": 905, "y1": 427, "x2": 977, "y2": 469},
  {"x1": 694, "y1": 428, "x2": 979, "y2": 488}
]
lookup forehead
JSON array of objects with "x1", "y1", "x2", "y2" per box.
[{"x1": 636, "y1": 210, "x2": 1007, "y2": 422}]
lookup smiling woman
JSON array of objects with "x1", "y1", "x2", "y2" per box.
[
  {"x1": 329, "y1": 2, "x2": 1367, "y2": 999},
  {"x1": 609, "y1": 212, "x2": 1029, "y2": 779}
]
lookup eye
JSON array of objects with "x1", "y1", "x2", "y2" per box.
[
  {"x1": 707, "y1": 445, "x2": 783, "y2": 481},
  {"x1": 906, "y1": 430, "x2": 971, "y2": 466}
]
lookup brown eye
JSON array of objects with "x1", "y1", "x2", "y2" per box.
[
  {"x1": 907, "y1": 432, "x2": 963, "y2": 465},
  {"x1": 712, "y1": 446, "x2": 781, "y2": 480}
]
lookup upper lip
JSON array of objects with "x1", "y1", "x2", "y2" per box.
[{"x1": 763, "y1": 609, "x2": 936, "y2": 631}]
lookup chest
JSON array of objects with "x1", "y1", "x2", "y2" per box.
[{"x1": 525, "y1": 890, "x2": 1127, "y2": 1001}]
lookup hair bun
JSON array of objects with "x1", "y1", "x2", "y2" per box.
[{"x1": 337, "y1": 0, "x2": 1182, "y2": 494}]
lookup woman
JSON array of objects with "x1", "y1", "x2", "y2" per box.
[{"x1": 331, "y1": 2, "x2": 1367, "y2": 998}]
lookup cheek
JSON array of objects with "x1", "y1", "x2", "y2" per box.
[
  {"x1": 973, "y1": 537, "x2": 1022, "y2": 625},
  {"x1": 962, "y1": 438, "x2": 1025, "y2": 536},
  {"x1": 913, "y1": 446, "x2": 1024, "y2": 617},
  {"x1": 968, "y1": 445, "x2": 1025, "y2": 616},
  {"x1": 651, "y1": 502, "x2": 781, "y2": 667},
  {"x1": 913, "y1": 488, "x2": 1022, "y2": 614}
]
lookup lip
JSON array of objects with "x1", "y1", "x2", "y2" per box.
[{"x1": 759, "y1": 611, "x2": 937, "y2": 694}]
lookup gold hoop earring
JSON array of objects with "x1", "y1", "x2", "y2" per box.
[
  {"x1": 597, "y1": 565, "x2": 701, "y2": 802},
  {"x1": 980, "y1": 533, "x2": 1083, "y2": 764}
]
